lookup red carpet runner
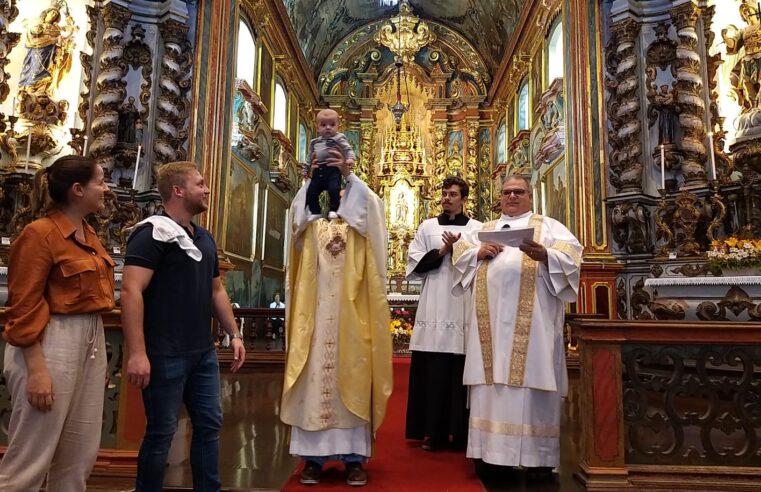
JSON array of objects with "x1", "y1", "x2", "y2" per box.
[{"x1": 283, "y1": 357, "x2": 484, "y2": 491}]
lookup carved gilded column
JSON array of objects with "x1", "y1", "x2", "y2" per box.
[
  {"x1": 430, "y1": 120, "x2": 448, "y2": 216},
  {"x1": 671, "y1": 2, "x2": 707, "y2": 187},
  {"x1": 359, "y1": 121, "x2": 376, "y2": 189},
  {"x1": 154, "y1": 19, "x2": 192, "y2": 170},
  {"x1": 0, "y1": 0, "x2": 20, "y2": 103},
  {"x1": 89, "y1": 3, "x2": 131, "y2": 169},
  {"x1": 478, "y1": 125, "x2": 492, "y2": 221},
  {"x1": 71, "y1": 5, "x2": 99, "y2": 154},
  {"x1": 608, "y1": 18, "x2": 643, "y2": 193},
  {"x1": 465, "y1": 120, "x2": 479, "y2": 218}
]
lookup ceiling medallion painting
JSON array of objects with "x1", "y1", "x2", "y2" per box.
[
  {"x1": 374, "y1": 0, "x2": 435, "y2": 64},
  {"x1": 282, "y1": 0, "x2": 525, "y2": 75}
]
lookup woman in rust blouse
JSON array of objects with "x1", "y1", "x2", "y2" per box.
[{"x1": 0, "y1": 155, "x2": 115, "y2": 491}]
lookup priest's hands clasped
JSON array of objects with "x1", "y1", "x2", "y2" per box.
[{"x1": 477, "y1": 239, "x2": 548, "y2": 262}]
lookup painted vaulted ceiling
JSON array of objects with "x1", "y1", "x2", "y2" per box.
[{"x1": 281, "y1": 0, "x2": 525, "y2": 76}]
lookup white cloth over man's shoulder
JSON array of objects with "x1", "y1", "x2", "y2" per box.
[
  {"x1": 129, "y1": 216, "x2": 202, "y2": 262},
  {"x1": 406, "y1": 216, "x2": 482, "y2": 354}
]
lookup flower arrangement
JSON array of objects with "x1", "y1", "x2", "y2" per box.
[
  {"x1": 708, "y1": 237, "x2": 761, "y2": 271},
  {"x1": 389, "y1": 318, "x2": 413, "y2": 345},
  {"x1": 389, "y1": 308, "x2": 414, "y2": 346}
]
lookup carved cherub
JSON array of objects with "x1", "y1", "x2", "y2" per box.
[
  {"x1": 2, "y1": 129, "x2": 19, "y2": 166},
  {"x1": 118, "y1": 199, "x2": 141, "y2": 252},
  {"x1": 93, "y1": 192, "x2": 118, "y2": 247}
]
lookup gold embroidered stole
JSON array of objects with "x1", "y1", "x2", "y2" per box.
[
  {"x1": 474, "y1": 215, "x2": 545, "y2": 386},
  {"x1": 508, "y1": 214, "x2": 544, "y2": 386},
  {"x1": 474, "y1": 220, "x2": 498, "y2": 384}
]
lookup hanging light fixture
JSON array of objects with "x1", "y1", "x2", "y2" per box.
[
  {"x1": 388, "y1": 55, "x2": 408, "y2": 131},
  {"x1": 387, "y1": 11, "x2": 409, "y2": 132}
]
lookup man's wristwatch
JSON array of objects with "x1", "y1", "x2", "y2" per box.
[{"x1": 231, "y1": 333, "x2": 243, "y2": 341}]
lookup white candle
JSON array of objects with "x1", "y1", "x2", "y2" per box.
[
  {"x1": 660, "y1": 144, "x2": 665, "y2": 190},
  {"x1": 133, "y1": 145, "x2": 142, "y2": 190},
  {"x1": 707, "y1": 132, "x2": 717, "y2": 181},
  {"x1": 10, "y1": 96, "x2": 15, "y2": 118},
  {"x1": 83, "y1": 135, "x2": 88, "y2": 155},
  {"x1": 25, "y1": 124, "x2": 32, "y2": 171}
]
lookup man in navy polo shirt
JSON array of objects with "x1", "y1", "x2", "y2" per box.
[{"x1": 121, "y1": 161, "x2": 246, "y2": 492}]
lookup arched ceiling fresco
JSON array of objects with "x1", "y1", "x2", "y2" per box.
[{"x1": 281, "y1": 0, "x2": 525, "y2": 76}]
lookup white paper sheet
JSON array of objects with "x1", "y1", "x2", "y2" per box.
[{"x1": 477, "y1": 226, "x2": 535, "y2": 247}]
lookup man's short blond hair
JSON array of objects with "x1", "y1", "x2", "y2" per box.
[{"x1": 157, "y1": 161, "x2": 199, "y2": 202}]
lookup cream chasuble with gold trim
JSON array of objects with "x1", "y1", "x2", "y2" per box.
[
  {"x1": 452, "y1": 211, "x2": 582, "y2": 467},
  {"x1": 281, "y1": 173, "x2": 392, "y2": 458}
]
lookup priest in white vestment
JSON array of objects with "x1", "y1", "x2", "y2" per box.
[
  {"x1": 452, "y1": 175, "x2": 582, "y2": 476},
  {"x1": 281, "y1": 150, "x2": 392, "y2": 487},
  {"x1": 405, "y1": 176, "x2": 481, "y2": 451}
]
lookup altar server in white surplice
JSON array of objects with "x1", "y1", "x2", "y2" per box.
[
  {"x1": 451, "y1": 175, "x2": 582, "y2": 479},
  {"x1": 405, "y1": 176, "x2": 482, "y2": 451}
]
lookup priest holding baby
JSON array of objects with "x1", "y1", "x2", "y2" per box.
[{"x1": 451, "y1": 175, "x2": 582, "y2": 482}]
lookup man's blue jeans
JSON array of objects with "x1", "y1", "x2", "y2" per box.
[{"x1": 136, "y1": 348, "x2": 222, "y2": 492}]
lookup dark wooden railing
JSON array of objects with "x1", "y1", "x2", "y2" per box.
[
  {"x1": 217, "y1": 308, "x2": 287, "y2": 365},
  {"x1": 572, "y1": 318, "x2": 761, "y2": 491}
]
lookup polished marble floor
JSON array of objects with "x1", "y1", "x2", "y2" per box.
[{"x1": 88, "y1": 368, "x2": 583, "y2": 491}]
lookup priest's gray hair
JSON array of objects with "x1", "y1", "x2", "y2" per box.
[{"x1": 502, "y1": 174, "x2": 531, "y2": 190}]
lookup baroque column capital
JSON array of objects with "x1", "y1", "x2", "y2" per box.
[
  {"x1": 670, "y1": 2, "x2": 701, "y2": 30},
  {"x1": 611, "y1": 17, "x2": 640, "y2": 44},
  {"x1": 159, "y1": 18, "x2": 190, "y2": 45},
  {"x1": 102, "y1": 2, "x2": 131, "y2": 30}
]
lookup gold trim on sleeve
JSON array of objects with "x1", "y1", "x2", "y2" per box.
[
  {"x1": 508, "y1": 214, "x2": 544, "y2": 387},
  {"x1": 550, "y1": 240, "x2": 582, "y2": 266},
  {"x1": 452, "y1": 239, "x2": 475, "y2": 264}
]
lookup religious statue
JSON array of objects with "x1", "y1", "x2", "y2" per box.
[
  {"x1": 135, "y1": 118, "x2": 144, "y2": 144},
  {"x1": 1, "y1": 128, "x2": 19, "y2": 167},
  {"x1": 19, "y1": 2, "x2": 77, "y2": 97},
  {"x1": 722, "y1": 1, "x2": 761, "y2": 112},
  {"x1": 447, "y1": 139, "x2": 463, "y2": 175},
  {"x1": 649, "y1": 83, "x2": 681, "y2": 144},
  {"x1": 117, "y1": 97, "x2": 140, "y2": 144},
  {"x1": 394, "y1": 193, "x2": 408, "y2": 227}
]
